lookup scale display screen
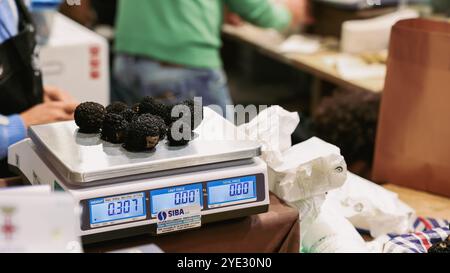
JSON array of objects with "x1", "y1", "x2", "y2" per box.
[
  {"x1": 89, "y1": 192, "x2": 146, "y2": 227},
  {"x1": 150, "y1": 184, "x2": 203, "y2": 216},
  {"x1": 207, "y1": 176, "x2": 257, "y2": 208}
]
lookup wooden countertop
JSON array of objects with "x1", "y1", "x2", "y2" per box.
[
  {"x1": 222, "y1": 24, "x2": 385, "y2": 93},
  {"x1": 383, "y1": 184, "x2": 450, "y2": 220}
]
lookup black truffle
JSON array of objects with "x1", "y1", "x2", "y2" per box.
[
  {"x1": 428, "y1": 236, "x2": 450, "y2": 253},
  {"x1": 428, "y1": 242, "x2": 450, "y2": 253},
  {"x1": 132, "y1": 103, "x2": 141, "y2": 114},
  {"x1": 121, "y1": 108, "x2": 138, "y2": 123},
  {"x1": 75, "y1": 102, "x2": 105, "y2": 134},
  {"x1": 136, "y1": 114, "x2": 168, "y2": 139},
  {"x1": 124, "y1": 118, "x2": 161, "y2": 152},
  {"x1": 106, "y1": 101, "x2": 128, "y2": 114},
  {"x1": 101, "y1": 113, "x2": 128, "y2": 144},
  {"x1": 181, "y1": 98, "x2": 203, "y2": 130},
  {"x1": 139, "y1": 97, "x2": 172, "y2": 125},
  {"x1": 167, "y1": 121, "x2": 192, "y2": 146}
]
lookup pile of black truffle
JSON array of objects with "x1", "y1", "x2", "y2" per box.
[
  {"x1": 428, "y1": 234, "x2": 450, "y2": 253},
  {"x1": 74, "y1": 97, "x2": 202, "y2": 152}
]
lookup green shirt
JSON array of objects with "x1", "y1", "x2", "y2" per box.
[{"x1": 115, "y1": 0, "x2": 291, "y2": 68}]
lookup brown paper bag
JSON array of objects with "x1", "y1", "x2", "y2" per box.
[{"x1": 372, "y1": 19, "x2": 450, "y2": 197}]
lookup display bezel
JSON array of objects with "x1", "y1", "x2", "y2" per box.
[
  {"x1": 207, "y1": 175, "x2": 257, "y2": 207},
  {"x1": 149, "y1": 183, "x2": 203, "y2": 216},
  {"x1": 88, "y1": 192, "x2": 147, "y2": 226},
  {"x1": 81, "y1": 191, "x2": 152, "y2": 231},
  {"x1": 80, "y1": 173, "x2": 266, "y2": 231}
]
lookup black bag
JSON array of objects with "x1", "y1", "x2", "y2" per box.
[
  {"x1": 0, "y1": 0, "x2": 43, "y2": 116},
  {"x1": 0, "y1": 0, "x2": 44, "y2": 177}
]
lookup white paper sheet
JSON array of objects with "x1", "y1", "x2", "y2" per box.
[{"x1": 0, "y1": 193, "x2": 82, "y2": 253}]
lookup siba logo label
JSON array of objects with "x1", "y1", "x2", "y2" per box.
[
  {"x1": 168, "y1": 209, "x2": 185, "y2": 217},
  {"x1": 158, "y1": 209, "x2": 185, "y2": 221},
  {"x1": 157, "y1": 211, "x2": 167, "y2": 221}
]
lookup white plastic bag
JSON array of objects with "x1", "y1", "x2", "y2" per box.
[
  {"x1": 196, "y1": 107, "x2": 354, "y2": 250},
  {"x1": 237, "y1": 105, "x2": 300, "y2": 167},
  {"x1": 326, "y1": 172, "x2": 415, "y2": 238},
  {"x1": 269, "y1": 137, "x2": 348, "y2": 239},
  {"x1": 274, "y1": 154, "x2": 347, "y2": 203},
  {"x1": 302, "y1": 203, "x2": 370, "y2": 253}
]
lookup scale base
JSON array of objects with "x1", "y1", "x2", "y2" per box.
[
  {"x1": 82, "y1": 205, "x2": 269, "y2": 245},
  {"x1": 8, "y1": 139, "x2": 270, "y2": 242}
]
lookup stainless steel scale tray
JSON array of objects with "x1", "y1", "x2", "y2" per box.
[{"x1": 29, "y1": 121, "x2": 261, "y2": 184}]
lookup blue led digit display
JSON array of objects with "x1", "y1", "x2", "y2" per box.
[
  {"x1": 207, "y1": 176, "x2": 257, "y2": 206},
  {"x1": 89, "y1": 192, "x2": 146, "y2": 225},
  {"x1": 150, "y1": 184, "x2": 203, "y2": 215}
]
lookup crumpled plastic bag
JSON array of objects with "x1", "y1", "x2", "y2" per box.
[
  {"x1": 196, "y1": 106, "x2": 351, "y2": 248},
  {"x1": 302, "y1": 202, "x2": 370, "y2": 253},
  {"x1": 194, "y1": 107, "x2": 239, "y2": 141},
  {"x1": 270, "y1": 138, "x2": 347, "y2": 200},
  {"x1": 267, "y1": 137, "x2": 348, "y2": 239},
  {"x1": 275, "y1": 154, "x2": 346, "y2": 203},
  {"x1": 196, "y1": 106, "x2": 299, "y2": 162},
  {"x1": 326, "y1": 173, "x2": 415, "y2": 238},
  {"x1": 237, "y1": 105, "x2": 300, "y2": 167}
]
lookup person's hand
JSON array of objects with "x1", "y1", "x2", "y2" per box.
[
  {"x1": 279, "y1": 0, "x2": 314, "y2": 26},
  {"x1": 59, "y1": 0, "x2": 96, "y2": 27},
  {"x1": 224, "y1": 10, "x2": 244, "y2": 27},
  {"x1": 44, "y1": 85, "x2": 78, "y2": 104},
  {"x1": 20, "y1": 101, "x2": 79, "y2": 128}
]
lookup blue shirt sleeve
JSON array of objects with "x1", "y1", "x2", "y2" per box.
[
  {"x1": 0, "y1": 114, "x2": 27, "y2": 160},
  {"x1": 0, "y1": 0, "x2": 19, "y2": 43}
]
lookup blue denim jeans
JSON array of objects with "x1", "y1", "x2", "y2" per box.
[{"x1": 112, "y1": 53, "x2": 233, "y2": 111}]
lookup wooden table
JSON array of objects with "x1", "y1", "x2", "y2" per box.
[
  {"x1": 383, "y1": 184, "x2": 450, "y2": 220},
  {"x1": 222, "y1": 24, "x2": 385, "y2": 112},
  {"x1": 223, "y1": 24, "x2": 385, "y2": 93}
]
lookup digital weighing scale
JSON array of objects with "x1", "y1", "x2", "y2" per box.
[{"x1": 8, "y1": 121, "x2": 269, "y2": 244}]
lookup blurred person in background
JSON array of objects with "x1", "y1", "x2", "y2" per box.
[
  {"x1": 113, "y1": 0, "x2": 312, "y2": 110},
  {"x1": 0, "y1": 0, "x2": 77, "y2": 176}
]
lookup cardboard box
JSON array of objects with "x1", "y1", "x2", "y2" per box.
[
  {"x1": 39, "y1": 13, "x2": 110, "y2": 105},
  {"x1": 341, "y1": 9, "x2": 418, "y2": 54}
]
